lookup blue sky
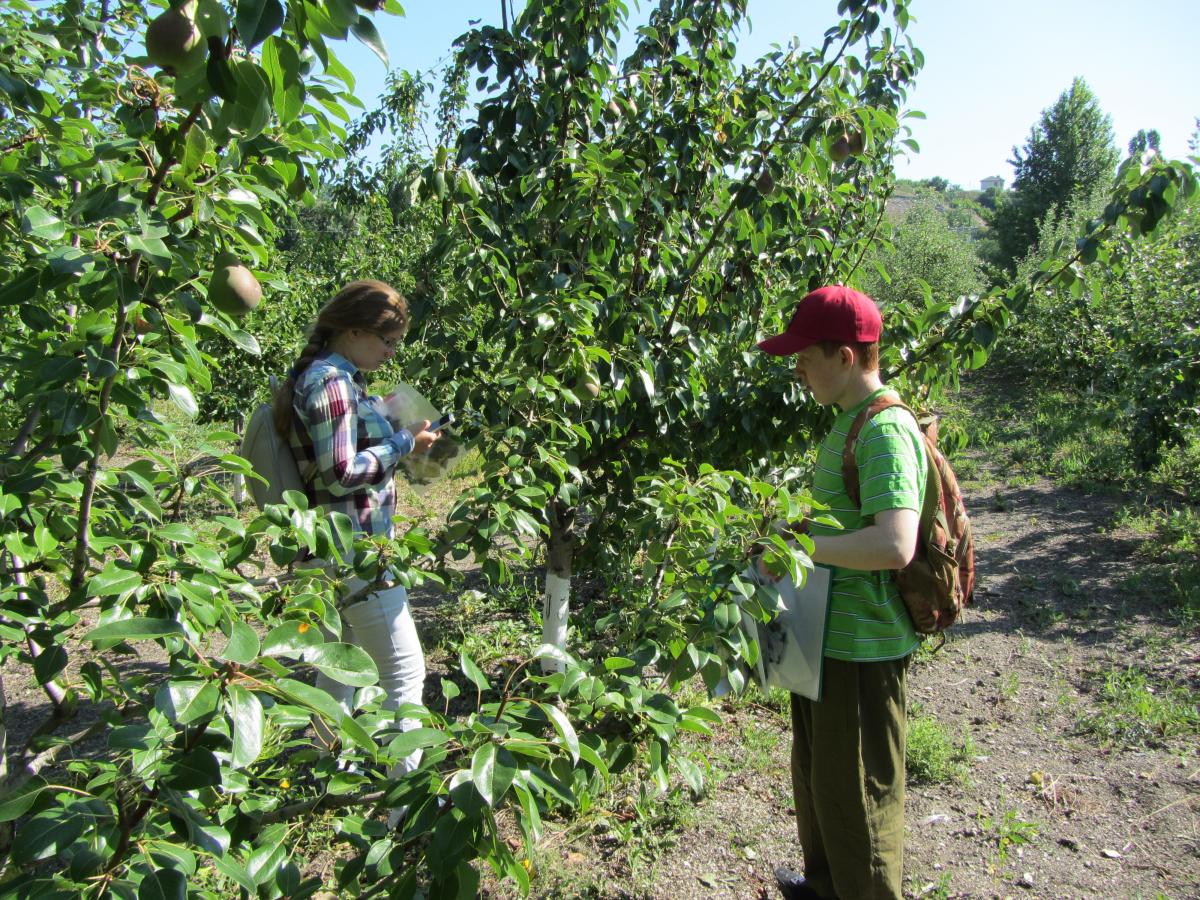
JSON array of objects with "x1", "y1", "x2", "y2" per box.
[{"x1": 343, "y1": 0, "x2": 1198, "y2": 191}]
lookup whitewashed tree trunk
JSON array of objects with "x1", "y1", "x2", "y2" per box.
[
  {"x1": 541, "y1": 502, "x2": 576, "y2": 673},
  {"x1": 231, "y1": 410, "x2": 246, "y2": 506},
  {"x1": 0, "y1": 670, "x2": 10, "y2": 854}
]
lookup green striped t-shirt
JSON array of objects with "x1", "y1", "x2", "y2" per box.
[{"x1": 810, "y1": 388, "x2": 925, "y2": 662}]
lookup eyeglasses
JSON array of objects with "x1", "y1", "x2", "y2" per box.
[{"x1": 371, "y1": 332, "x2": 401, "y2": 350}]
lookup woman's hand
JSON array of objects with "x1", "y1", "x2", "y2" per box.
[{"x1": 408, "y1": 420, "x2": 440, "y2": 455}]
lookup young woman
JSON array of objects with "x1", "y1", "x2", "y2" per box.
[{"x1": 272, "y1": 279, "x2": 439, "y2": 821}]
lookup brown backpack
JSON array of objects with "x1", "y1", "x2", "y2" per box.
[{"x1": 842, "y1": 396, "x2": 975, "y2": 635}]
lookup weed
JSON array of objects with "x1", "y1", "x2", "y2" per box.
[
  {"x1": 908, "y1": 870, "x2": 954, "y2": 899},
  {"x1": 906, "y1": 710, "x2": 975, "y2": 785},
  {"x1": 1051, "y1": 573, "x2": 1082, "y2": 598},
  {"x1": 977, "y1": 807, "x2": 1039, "y2": 863},
  {"x1": 998, "y1": 672, "x2": 1020, "y2": 702},
  {"x1": 1076, "y1": 666, "x2": 1200, "y2": 748}
]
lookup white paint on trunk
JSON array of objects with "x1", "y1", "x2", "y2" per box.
[{"x1": 541, "y1": 571, "x2": 571, "y2": 673}]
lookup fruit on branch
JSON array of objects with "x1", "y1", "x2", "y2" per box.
[
  {"x1": 207, "y1": 251, "x2": 262, "y2": 316},
  {"x1": 756, "y1": 170, "x2": 776, "y2": 196},
  {"x1": 831, "y1": 129, "x2": 865, "y2": 163},
  {"x1": 830, "y1": 134, "x2": 851, "y2": 162},
  {"x1": 146, "y1": 1, "x2": 204, "y2": 72}
]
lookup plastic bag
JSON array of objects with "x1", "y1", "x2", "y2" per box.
[{"x1": 381, "y1": 381, "x2": 465, "y2": 493}]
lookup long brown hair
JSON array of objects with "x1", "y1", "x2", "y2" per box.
[{"x1": 273, "y1": 280, "x2": 409, "y2": 436}]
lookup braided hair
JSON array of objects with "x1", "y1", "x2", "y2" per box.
[{"x1": 273, "y1": 280, "x2": 410, "y2": 437}]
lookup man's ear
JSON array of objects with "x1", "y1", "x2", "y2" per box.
[{"x1": 838, "y1": 344, "x2": 856, "y2": 369}]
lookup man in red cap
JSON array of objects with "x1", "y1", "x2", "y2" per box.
[{"x1": 758, "y1": 285, "x2": 926, "y2": 900}]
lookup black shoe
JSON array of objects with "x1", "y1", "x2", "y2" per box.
[{"x1": 773, "y1": 867, "x2": 823, "y2": 900}]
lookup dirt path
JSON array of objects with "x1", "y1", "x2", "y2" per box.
[{"x1": 509, "y1": 462, "x2": 1200, "y2": 899}]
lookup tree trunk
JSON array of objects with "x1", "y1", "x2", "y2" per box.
[
  {"x1": 540, "y1": 501, "x2": 575, "y2": 673},
  {"x1": 232, "y1": 410, "x2": 246, "y2": 506},
  {"x1": 0, "y1": 669, "x2": 10, "y2": 855}
]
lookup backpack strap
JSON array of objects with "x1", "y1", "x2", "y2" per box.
[
  {"x1": 843, "y1": 395, "x2": 946, "y2": 553},
  {"x1": 842, "y1": 395, "x2": 907, "y2": 509}
]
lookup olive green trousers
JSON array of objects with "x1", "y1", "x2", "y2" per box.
[{"x1": 789, "y1": 655, "x2": 909, "y2": 900}]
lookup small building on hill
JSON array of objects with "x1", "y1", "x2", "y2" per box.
[{"x1": 980, "y1": 175, "x2": 1004, "y2": 192}]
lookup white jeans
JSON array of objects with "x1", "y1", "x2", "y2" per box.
[{"x1": 314, "y1": 579, "x2": 426, "y2": 789}]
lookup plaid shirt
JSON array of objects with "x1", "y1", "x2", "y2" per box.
[{"x1": 289, "y1": 351, "x2": 413, "y2": 537}]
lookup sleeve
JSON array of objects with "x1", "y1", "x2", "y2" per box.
[
  {"x1": 854, "y1": 409, "x2": 925, "y2": 517},
  {"x1": 301, "y1": 371, "x2": 407, "y2": 495}
]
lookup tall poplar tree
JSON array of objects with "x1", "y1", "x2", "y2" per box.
[{"x1": 989, "y1": 77, "x2": 1118, "y2": 273}]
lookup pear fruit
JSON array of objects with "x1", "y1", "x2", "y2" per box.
[
  {"x1": 846, "y1": 130, "x2": 865, "y2": 156},
  {"x1": 756, "y1": 170, "x2": 776, "y2": 196},
  {"x1": 146, "y1": 1, "x2": 204, "y2": 72},
  {"x1": 207, "y1": 251, "x2": 262, "y2": 316},
  {"x1": 830, "y1": 134, "x2": 852, "y2": 162}
]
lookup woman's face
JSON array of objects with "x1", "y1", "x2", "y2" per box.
[{"x1": 341, "y1": 327, "x2": 404, "y2": 371}]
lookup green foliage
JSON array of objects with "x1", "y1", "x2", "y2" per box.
[
  {"x1": 1075, "y1": 666, "x2": 1200, "y2": 748},
  {"x1": 857, "y1": 200, "x2": 986, "y2": 316},
  {"x1": 988, "y1": 78, "x2": 1119, "y2": 273},
  {"x1": 905, "y1": 708, "x2": 974, "y2": 785}
]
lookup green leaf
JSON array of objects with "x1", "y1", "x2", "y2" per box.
[
  {"x1": 387, "y1": 727, "x2": 450, "y2": 759},
  {"x1": 227, "y1": 685, "x2": 265, "y2": 768},
  {"x1": 603, "y1": 656, "x2": 636, "y2": 671},
  {"x1": 32, "y1": 645, "x2": 68, "y2": 684},
  {"x1": 86, "y1": 617, "x2": 181, "y2": 642},
  {"x1": 207, "y1": 51, "x2": 238, "y2": 101},
  {"x1": 10, "y1": 811, "x2": 84, "y2": 865},
  {"x1": 236, "y1": 0, "x2": 285, "y2": 48},
  {"x1": 274, "y1": 677, "x2": 345, "y2": 724},
  {"x1": 167, "y1": 382, "x2": 198, "y2": 419},
  {"x1": 303, "y1": 642, "x2": 378, "y2": 687},
  {"x1": 0, "y1": 778, "x2": 48, "y2": 822},
  {"x1": 674, "y1": 756, "x2": 703, "y2": 795},
  {"x1": 86, "y1": 562, "x2": 143, "y2": 598},
  {"x1": 350, "y1": 15, "x2": 388, "y2": 67},
  {"x1": 138, "y1": 867, "x2": 187, "y2": 900},
  {"x1": 180, "y1": 125, "x2": 208, "y2": 175},
  {"x1": 155, "y1": 680, "x2": 220, "y2": 725},
  {"x1": 220, "y1": 620, "x2": 260, "y2": 665},
  {"x1": 637, "y1": 367, "x2": 656, "y2": 400},
  {"x1": 21, "y1": 207, "x2": 66, "y2": 241},
  {"x1": 538, "y1": 702, "x2": 580, "y2": 763},
  {"x1": 261, "y1": 620, "x2": 323, "y2": 656},
  {"x1": 470, "y1": 743, "x2": 517, "y2": 807},
  {"x1": 161, "y1": 748, "x2": 221, "y2": 790},
  {"x1": 459, "y1": 649, "x2": 490, "y2": 693}
]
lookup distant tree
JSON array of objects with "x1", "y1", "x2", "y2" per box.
[
  {"x1": 988, "y1": 77, "x2": 1119, "y2": 273},
  {"x1": 1127, "y1": 128, "x2": 1161, "y2": 156},
  {"x1": 924, "y1": 175, "x2": 950, "y2": 192},
  {"x1": 858, "y1": 201, "x2": 986, "y2": 317}
]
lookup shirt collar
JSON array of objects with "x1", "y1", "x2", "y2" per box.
[{"x1": 316, "y1": 349, "x2": 366, "y2": 386}]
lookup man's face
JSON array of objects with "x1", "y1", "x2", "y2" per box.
[{"x1": 793, "y1": 345, "x2": 847, "y2": 407}]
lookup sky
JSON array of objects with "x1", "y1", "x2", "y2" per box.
[{"x1": 341, "y1": 0, "x2": 1199, "y2": 191}]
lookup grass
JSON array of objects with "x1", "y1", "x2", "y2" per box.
[
  {"x1": 1075, "y1": 665, "x2": 1200, "y2": 749},
  {"x1": 906, "y1": 706, "x2": 976, "y2": 786}
]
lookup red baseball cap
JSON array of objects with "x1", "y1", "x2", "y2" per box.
[{"x1": 757, "y1": 285, "x2": 882, "y2": 356}]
